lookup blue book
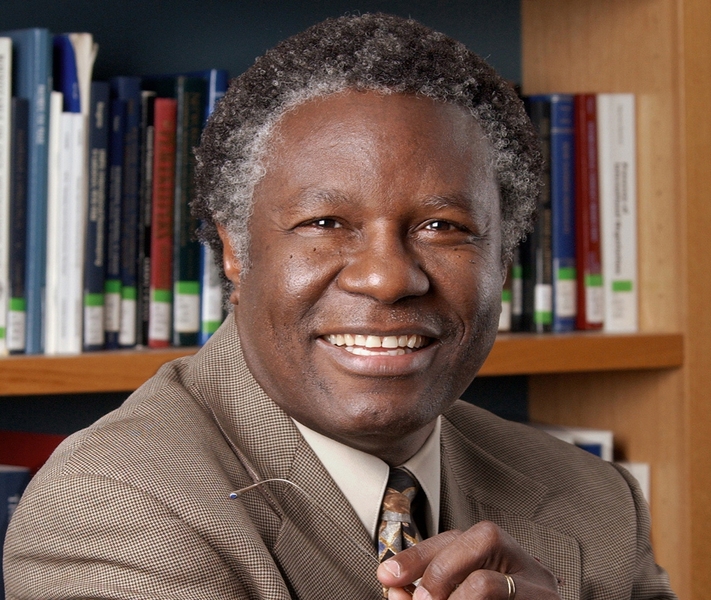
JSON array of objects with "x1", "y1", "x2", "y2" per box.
[
  {"x1": 547, "y1": 94, "x2": 576, "y2": 332},
  {"x1": 188, "y1": 70, "x2": 228, "y2": 345},
  {"x1": 0, "y1": 465, "x2": 32, "y2": 598},
  {"x1": 110, "y1": 76, "x2": 142, "y2": 348},
  {"x1": 83, "y1": 82, "x2": 110, "y2": 351},
  {"x1": 1, "y1": 29, "x2": 52, "y2": 354},
  {"x1": 104, "y1": 98, "x2": 126, "y2": 349},
  {"x1": 52, "y1": 34, "x2": 80, "y2": 113}
]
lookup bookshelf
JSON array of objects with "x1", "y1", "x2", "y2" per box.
[
  {"x1": 522, "y1": 0, "x2": 710, "y2": 598},
  {"x1": 2, "y1": 0, "x2": 708, "y2": 598}
]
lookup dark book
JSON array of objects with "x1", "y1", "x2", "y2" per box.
[
  {"x1": 7, "y1": 98, "x2": 29, "y2": 354},
  {"x1": 83, "y1": 81, "x2": 110, "y2": 351},
  {"x1": 522, "y1": 96, "x2": 553, "y2": 333},
  {"x1": 136, "y1": 90, "x2": 156, "y2": 347},
  {"x1": 143, "y1": 76, "x2": 206, "y2": 346},
  {"x1": 547, "y1": 94, "x2": 576, "y2": 332},
  {"x1": 148, "y1": 98, "x2": 177, "y2": 348},
  {"x1": 111, "y1": 77, "x2": 142, "y2": 349},
  {"x1": 104, "y1": 98, "x2": 126, "y2": 349},
  {"x1": 1, "y1": 29, "x2": 52, "y2": 354},
  {"x1": 574, "y1": 94, "x2": 604, "y2": 330}
]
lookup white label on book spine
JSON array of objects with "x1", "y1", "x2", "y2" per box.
[
  {"x1": 84, "y1": 305, "x2": 104, "y2": 346},
  {"x1": 555, "y1": 279, "x2": 576, "y2": 318},
  {"x1": 534, "y1": 284, "x2": 553, "y2": 313},
  {"x1": 586, "y1": 286, "x2": 604, "y2": 324},
  {"x1": 104, "y1": 292, "x2": 121, "y2": 333},
  {"x1": 149, "y1": 301, "x2": 171, "y2": 342},
  {"x1": 119, "y1": 299, "x2": 137, "y2": 346},
  {"x1": 498, "y1": 300, "x2": 512, "y2": 332},
  {"x1": 7, "y1": 310, "x2": 25, "y2": 352},
  {"x1": 174, "y1": 293, "x2": 200, "y2": 333}
]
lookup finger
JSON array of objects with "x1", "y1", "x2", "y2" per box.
[
  {"x1": 377, "y1": 530, "x2": 463, "y2": 587},
  {"x1": 449, "y1": 569, "x2": 515, "y2": 600}
]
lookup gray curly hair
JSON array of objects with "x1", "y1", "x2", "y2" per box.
[{"x1": 193, "y1": 12, "x2": 540, "y2": 292}]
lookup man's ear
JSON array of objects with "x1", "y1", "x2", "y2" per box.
[{"x1": 216, "y1": 224, "x2": 242, "y2": 306}]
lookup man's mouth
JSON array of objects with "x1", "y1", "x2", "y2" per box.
[{"x1": 323, "y1": 334, "x2": 429, "y2": 356}]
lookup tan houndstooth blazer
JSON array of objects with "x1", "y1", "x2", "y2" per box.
[{"x1": 4, "y1": 317, "x2": 676, "y2": 599}]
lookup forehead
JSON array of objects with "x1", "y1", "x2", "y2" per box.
[{"x1": 260, "y1": 90, "x2": 496, "y2": 195}]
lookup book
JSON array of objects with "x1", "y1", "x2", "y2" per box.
[
  {"x1": 104, "y1": 98, "x2": 126, "y2": 349},
  {"x1": 597, "y1": 93, "x2": 638, "y2": 332},
  {"x1": 0, "y1": 38, "x2": 10, "y2": 355},
  {"x1": 498, "y1": 265, "x2": 513, "y2": 332},
  {"x1": 522, "y1": 97, "x2": 553, "y2": 332},
  {"x1": 148, "y1": 98, "x2": 177, "y2": 348},
  {"x1": 574, "y1": 94, "x2": 604, "y2": 330},
  {"x1": 111, "y1": 77, "x2": 142, "y2": 348},
  {"x1": 509, "y1": 245, "x2": 523, "y2": 332},
  {"x1": 136, "y1": 91, "x2": 156, "y2": 347},
  {"x1": 45, "y1": 36, "x2": 88, "y2": 354},
  {"x1": 530, "y1": 423, "x2": 614, "y2": 461},
  {"x1": 1, "y1": 28, "x2": 52, "y2": 354},
  {"x1": 83, "y1": 81, "x2": 109, "y2": 351},
  {"x1": 547, "y1": 94, "x2": 577, "y2": 332},
  {"x1": 0, "y1": 464, "x2": 31, "y2": 598},
  {"x1": 143, "y1": 76, "x2": 206, "y2": 347},
  {"x1": 7, "y1": 98, "x2": 29, "y2": 354}
]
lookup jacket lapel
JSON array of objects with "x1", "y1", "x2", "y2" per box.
[
  {"x1": 189, "y1": 317, "x2": 382, "y2": 599},
  {"x1": 440, "y1": 415, "x2": 582, "y2": 600}
]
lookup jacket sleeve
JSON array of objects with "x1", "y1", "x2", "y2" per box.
[
  {"x1": 3, "y1": 472, "x2": 286, "y2": 600},
  {"x1": 610, "y1": 464, "x2": 678, "y2": 600}
]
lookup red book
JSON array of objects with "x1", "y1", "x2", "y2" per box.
[
  {"x1": 574, "y1": 94, "x2": 604, "y2": 330},
  {"x1": 0, "y1": 430, "x2": 66, "y2": 474},
  {"x1": 148, "y1": 98, "x2": 178, "y2": 348}
]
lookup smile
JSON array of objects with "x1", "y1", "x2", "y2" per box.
[{"x1": 323, "y1": 334, "x2": 429, "y2": 356}]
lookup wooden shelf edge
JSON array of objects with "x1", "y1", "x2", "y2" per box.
[
  {"x1": 0, "y1": 332, "x2": 684, "y2": 395},
  {"x1": 478, "y1": 332, "x2": 684, "y2": 376}
]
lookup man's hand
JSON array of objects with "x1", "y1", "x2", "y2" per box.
[{"x1": 376, "y1": 521, "x2": 561, "y2": 599}]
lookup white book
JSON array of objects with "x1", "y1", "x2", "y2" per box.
[
  {"x1": 616, "y1": 461, "x2": 651, "y2": 504},
  {"x1": 0, "y1": 38, "x2": 10, "y2": 355},
  {"x1": 597, "y1": 93, "x2": 638, "y2": 332},
  {"x1": 46, "y1": 109, "x2": 85, "y2": 354},
  {"x1": 44, "y1": 91, "x2": 63, "y2": 354}
]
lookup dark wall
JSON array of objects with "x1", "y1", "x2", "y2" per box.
[{"x1": 1, "y1": 0, "x2": 521, "y2": 82}]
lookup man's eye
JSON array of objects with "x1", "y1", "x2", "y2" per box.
[
  {"x1": 424, "y1": 220, "x2": 459, "y2": 231},
  {"x1": 310, "y1": 218, "x2": 342, "y2": 229}
]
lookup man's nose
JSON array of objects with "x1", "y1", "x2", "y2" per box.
[{"x1": 336, "y1": 229, "x2": 430, "y2": 303}]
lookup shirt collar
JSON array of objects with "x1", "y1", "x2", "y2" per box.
[{"x1": 293, "y1": 417, "x2": 441, "y2": 541}]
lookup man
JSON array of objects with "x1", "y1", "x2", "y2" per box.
[{"x1": 4, "y1": 13, "x2": 675, "y2": 600}]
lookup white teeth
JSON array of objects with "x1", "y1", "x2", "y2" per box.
[{"x1": 325, "y1": 333, "x2": 427, "y2": 352}]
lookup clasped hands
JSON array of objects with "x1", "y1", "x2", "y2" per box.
[{"x1": 377, "y1": 521, "x2": 561, "y2": 600}]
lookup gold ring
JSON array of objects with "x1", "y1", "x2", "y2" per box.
[{"x1": 504, "y1": 574, "x2": 516, "y2": 599}]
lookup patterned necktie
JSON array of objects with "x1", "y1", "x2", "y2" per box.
[{"x1": 377, "y1": 467, "x2": 423, "y2": 562}]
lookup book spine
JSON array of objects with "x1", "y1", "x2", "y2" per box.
[
  {"x1": 574, "y1": 94, "x2": 604, "y2": 330},
  {"x1": 4, "y1": 29, "x2": 52, "y2": 354},
  {"x1": 104, "y1": 98, "x2": 125, "y2": 349},
  {"x1": 522, "y1": 97, "x2": 553, "y2": 333},
  {"x1": 83, "y1": 81, "x2": 109, "y2": 350},
  {"x1": 498, "y1": 264, "x2": 513, "y2": 332},
  {"x1": 136, "y1": 91, "x2": 156, "y2": 347},
  {"x1": 597, "y1": 93, "x2": 638, "y2": 332},
  {"x1": 0, "y1": 465, "x2": 32, "y2": 598},
  {"x1": 0, "y1": 38, "x2": 11, "y2": 355},
  {"x1": 172, "y1": 78, "x2": 205, "y2": 346},
  {"x1": 148, "y1": 98, "x2": 177, "y2": 348},
  {"x1": 43, "y1": 91, "x2": 62, "y2": 354},
  {"x1": 7, "y1": 98, "x2": 29, "y2": 354},
  {"x1": 111, "y1": 77, "x2": 142, "y2": 348},
  {"x1": 510, "y1": 244, "x2": 524, "y2": 331},
  {"x1": 549, "y1": 94, "x2": 576, "y2": 332}
]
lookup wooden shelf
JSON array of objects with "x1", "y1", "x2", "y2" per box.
[{"x1": 0, "y1": 332, "x2": 683, "y2": 396}]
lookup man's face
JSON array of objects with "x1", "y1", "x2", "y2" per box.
[{"x1": 220, "y1": 90, "x2": 503, "y2": 464}]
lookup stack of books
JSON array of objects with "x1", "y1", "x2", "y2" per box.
[
  {"x1": 0, "y1": 28, "x2": 227, "y2": 355},
  {"x1": 499, "y1": 93, "x2": 638, "y2": 335}
]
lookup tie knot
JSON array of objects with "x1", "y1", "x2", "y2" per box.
[{"x1": 382, "y1": 467, "x2": 418, "y2": 517}]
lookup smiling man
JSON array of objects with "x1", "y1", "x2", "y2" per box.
[{"x1": 4, "y1": 13, "x2": 675, "y2": 600}]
